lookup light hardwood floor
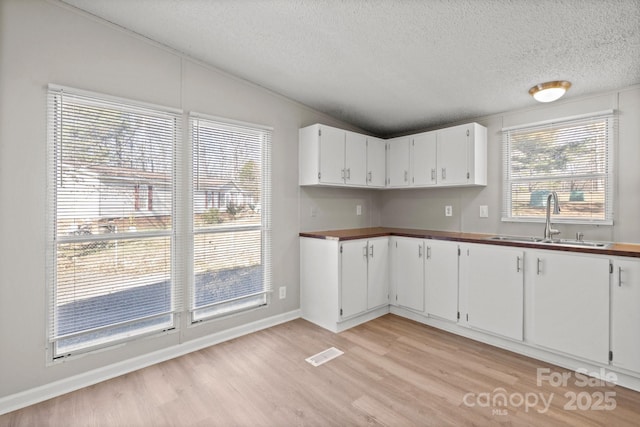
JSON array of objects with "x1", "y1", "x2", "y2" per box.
[{"x1": 2, "y1": 314, "x2": 640, "y2": 426}]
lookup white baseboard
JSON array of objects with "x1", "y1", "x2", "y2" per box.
[{"x1": 0, "y1": 309, "x2": 301, "y2": 416}]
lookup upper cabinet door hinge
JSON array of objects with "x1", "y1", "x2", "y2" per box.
[
  {"x1": 318, "y1": 172, "x2": 321, "y2": 179},
  {"x1": 318, "y1": 128, "x2": 322, "y2": 137},
  {"x1": 340, "y1": 245, "x2": 343, "y2": 253},
  {"x1": 340, "y1": 308, "x2": 343, "y2": 316},
  {"x1": 457, "y1": 311, "x2": 460, "y2": 320},
  {"x1": 466, "y1": 129, "x2": 470, "y2": 137},
  {"x1": 467, "y1": 172, "x2": 470, "y2": 179}
]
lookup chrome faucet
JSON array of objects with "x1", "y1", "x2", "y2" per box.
[{"x1": 543, "y1": 191, "x2": 561, "y2": 240}]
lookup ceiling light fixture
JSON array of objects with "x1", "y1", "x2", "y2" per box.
[{"x1": 528, "y1": 80, "x2": 572, "y2": 103}]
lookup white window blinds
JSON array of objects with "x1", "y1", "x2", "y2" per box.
[
  {"x1": 47, "y1": 86, "x2": 181, "y2": 357},
  {"x1": 502, "y1": 111, "x2": 615, "y2": 224},
  {"x1": 191, "y1": 115, "x2": 272, "y2": 322}
]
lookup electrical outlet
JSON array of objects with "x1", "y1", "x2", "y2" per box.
[
  {"x1": 310, "y1": 207, "x2": 318, "y2": 217},
  {"x1": 356, "y1": 205, "x2": 362, "y2": 216},
  {"x1": 279, "y1": 286, "x2": 286, "y2": 299},
  {"x1": 479, "y1": 205, "x2": 489, "y2": 218},
  {"x1": 445, "y1": 205, "x2": 453, "y2": 217}
]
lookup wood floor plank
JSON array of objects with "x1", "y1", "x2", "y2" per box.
[{"x1": 1, "y1": 314, "x2": 639, "y2": 426}]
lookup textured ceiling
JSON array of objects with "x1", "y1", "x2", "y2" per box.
[{"x1": 60, "y1": 0, "x2": 640, "y2": 136}]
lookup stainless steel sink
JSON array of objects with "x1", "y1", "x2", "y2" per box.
[
  {"x1": 542, "y1": 239, "x2": 612, "y2": 248},
  {"x1": 486, "y1": 235, "x2": 611, "y2": 249},
  {"x1": 486, "y1": 236, "x2": 545, "y2": 243}
]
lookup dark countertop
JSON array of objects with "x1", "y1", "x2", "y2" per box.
[{"x1": 299, "y1": 227, "x2": 640, "y2": 258}]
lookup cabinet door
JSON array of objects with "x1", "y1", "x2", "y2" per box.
[
  {"x1": 394, "y1": 238, "x2": 425, "y2": 311},
  {"x1": 345, "y1": 131, "x2": 367, "y2": 186},
  {"x1": 367, "y1": 237, "x2": 389, "y2": 309},
  {"x1": 366, "y1": 137, "x2": 386, "y2": 187},
  {"x1": 467, "y1": 244, "x2": 524, "y2": 340},
  {"x1": 425, "y1": 240, "x2": 459, "y2": 322},
  {"x1": 387, "y1": 137, "x2": 410, "y2": 187},
  {"x1": 319, "y1": 125, "x2": 346, "y2": 184},
  {"x1": 437, "y1": 124, "x2": 469, "y2": 185},
  {"x1": 532, "y1": 251, "x2": 609, "y2": 364},
  {"x1": 611, "y1": 258, "x2": 640, "y2": 373},
  {"x1": 411, "y1": 132, "x2": 437, "y2": 186},
  {"x1": 340, "y1": 240, "x2": 368, "y2": 318}
]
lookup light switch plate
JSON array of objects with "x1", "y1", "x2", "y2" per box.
[
  {"x1": 356, "y1": 205, "x2": 362, "y2": 216},
  {"x1": 479, "y1": 205, "x2": 489, "y2": 218}
]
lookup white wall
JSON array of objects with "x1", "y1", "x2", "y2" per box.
[
  {"x1": 0, "y1": 0, "x2": 359, "y2": 400},
  {"x1": 379, "y1": 87, "x2": 640, "y2": 244}
]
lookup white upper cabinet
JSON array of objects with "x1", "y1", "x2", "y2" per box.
[
  {"x1": 299, "y1": 124, "x2": 369, "y2": 187},
  {"x1": 411, "y1": 131, "x2": 438, "y2": 186},
  {"x1": 299, "y1": 124, "x2": 343, "y2": 185},
  {"x1": 344, "y1": 131, "x2": 367, "y2": 186},
  {"x1": 299, "y1": 122, "x2": 486, "y2": 188},
  {"x1": 386, "y1": 136, "x2": 410, "y2": 187},
  {"x1": 317, "y1": 125, "x2": 346, "y2": 185},
  {"x1": 366, "y1": 137, "x2": 386, "y2": 188},
  {"x1": 436, "y1": 123, "x2": 487, "y2": 187}
]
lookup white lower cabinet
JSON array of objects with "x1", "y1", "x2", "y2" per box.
[
  {"x1": 530, "y1": 250, "x2": 610, "y2": 364},
  {"x1": 611, "y1": 258, "x2": 640, "y2": 373},
  {"x1": 424, "y1": 239, "x2": 459, "y2": 321},
  {"x1": 341, "y1": 237, "x2": 390, "y2": 317},
  {"x1": 463, "y1": 244, "x2": 524, "y2": 341},
  {"x1": 391, "y1": 237, "x2": 425, "y2": 312},
  {"x1": 366, "y1": 237, "x2": 390, "y2": 309},
  {"x1": 300, "y1": 237, "x2": 388, "y2": 332},
  {"x1": 302, "y1": 233, "x2": 640, "y2": 390},
  {"x1": 340, "y1": 239, "x2": 369, "y2": 318}
]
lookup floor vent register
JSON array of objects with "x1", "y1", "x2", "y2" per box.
[{"x1": 305, "y1": 347, "x2": 344, "y2": 367}]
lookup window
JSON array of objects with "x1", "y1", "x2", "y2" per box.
[
  {"x1": 47, "y1": 86, "x2": 181, "y2": 357},
  {"x1": 191, "y1": 115, "x2": 272, "y2": 322},
  {"x1": 502, "y1": 111, "x2": 615, "y2": 224}
]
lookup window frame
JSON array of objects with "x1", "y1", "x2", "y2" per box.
[
  {"x1": 189, "y1": 113, "x2": 273, "y2": 323},
  {"x1": 501, "y1": 110, "x2": 615, "y2": 225},
  {"x1": 46, "y1": 85, "x2": 183, "y2": 360}
]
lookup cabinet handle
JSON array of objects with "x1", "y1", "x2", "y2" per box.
[
  {"x1": 418, "y1": 245, "x2": 423, "y2": 258},
  {"x1": 619, "y1": 266, "x2": 623, "y2": 287},
  {"x1": 426, "y1": 246, "x2": 432, "y2": 260},
  {"x1": 363, "y1": 245, "x2": 368, "y2": 258},
  {"x1": 431, "y1": 168, "x2": 436, "y2": 181},
  {"x1": 369, "y1": 245, "x2": 374, "y2": 258},
  {"x1": 346, "y1": 168, "x2": 351, "y2": 180},
  {"x1": 536, "y1": 258, "x2": 542, "y2": 275},
  {"x1": 516, "y1": 256, "x2": 522, "y2": 273},
  {"x1": 441, "y1": 168, "x2": 446, "y2": 179}
]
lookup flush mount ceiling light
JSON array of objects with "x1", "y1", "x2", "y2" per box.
[{"x1": 528, "y1": 81, "x2": 572, "y2": 103}]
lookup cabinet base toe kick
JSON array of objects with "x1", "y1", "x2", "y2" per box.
[
  {"x1": 390, "y1": 306, "x2": 640, "y2": 393},
  {"x1": 302, "y1": 305, "x2": 390, "y2": 334}
]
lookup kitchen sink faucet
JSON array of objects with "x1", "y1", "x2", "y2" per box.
[{"x1": 543, "y1": 191, "x2": 561, "y2": 240}]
